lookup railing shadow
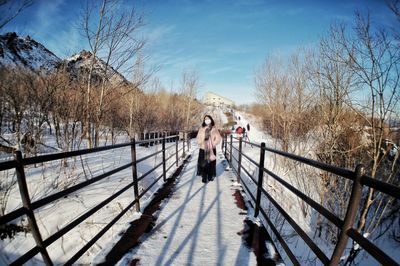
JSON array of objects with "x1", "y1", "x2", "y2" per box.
[{"x1": 0, "y1": 133, "x2": 190, "y2": 265}]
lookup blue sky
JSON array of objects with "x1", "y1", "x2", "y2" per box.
[{"x1": 2, "y1": 0, "x2": 395, "y2": 104}]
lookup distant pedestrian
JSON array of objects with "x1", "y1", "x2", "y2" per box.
[
  {"x1": 196, "y1": 115, "x2": 222, "y2": 183},
  {"x1": 247, "y1": 123, "x2": 250, "y2": 131},
  {"x1": 235, "y1": 126, "x2": 243, "y2": 137}
]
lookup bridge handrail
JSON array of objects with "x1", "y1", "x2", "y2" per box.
[
  {"x1": 0, "y1": 133, "x2": 188, "y2": 265},
  {"x1": 224, "y1": 134, "x2": 400, "y2": 266}
]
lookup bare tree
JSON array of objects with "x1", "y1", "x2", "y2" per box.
[
  {"x1": 181, "y1": 70, "x2": 200, "y2": 131},
  {"x1": 306, "y1": 25, "x2": 361, "y2": 241},
  {"x1": 255, "y1": 53, "x2": 312, "y2": 152},
  {"x1": 323, "y1": 11, "x2": 400, "y2": 264},
  {"x1": 79, "y1": 0, "x2": 145, "y2": 147}
]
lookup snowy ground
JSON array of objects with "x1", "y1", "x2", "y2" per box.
[
  {"x1": 230, "y1": 110, "x2": 400, "y2": 265},
  {"x1": 117, "y1": 143, "x2": 258, "y2": 266},
  {"x1": 1, "y1": 139, "x2": 182, "y2": 265},
  {"x1": 1, "y1": 107, "x2": 398, "y2": 265}
]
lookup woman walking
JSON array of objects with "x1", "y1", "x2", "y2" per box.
[{"x1": 197, "y1": 115, "x2": 222, "y2": 183}]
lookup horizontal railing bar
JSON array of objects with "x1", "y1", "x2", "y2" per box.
[
  {"x1": 262, "y1": 167, "x2": 344, "y2": 228},
  {"x1": 0, "y1": 207, "x2": 26, "y2": 225},
  {"x1": 360, "y1": 176, "x2": 400, "y2": 199},
  {"x1": 43, "y1": 181, "x2": 133, "y2": 248},
  {"x1": 3, "y1": 136, "x2": 180, "y2": 168},
  {"x1": 133, "y1": 134, "x2": 179, "y2": 145},
  {"x1": 31, "y1": 162, "x2": 133, "y2": 211},
  {"x1": 231, "y1": 136, "x2": 261, "y2": 148},
  {"x1": 136, "y1": 150, "x2": 163, "y2": 164},
  {"x1": 239, "y1": 176, "x2": 257, "y2": 203},
  {"x1": 241, "y1": 166, "x2": 258, "y2": 185},
  {"x1": 229, "y1": 136, "x2": 400, "y2": 266},
  {"x1": 137, "y1": 162, "x2": 163, "y2": 183},
  {"x1": 138, "y1": 134, "x2": 179, "y2": 144},
  {"x1": 166, "y1": 153, "x2": 175, "y2": 162},
  {"x1": 165, "y1": 135, "x2": 179, "y2": 140},
  {"x1": 23, "y1": 142, "x2": 132, "y2": 165},
  {"x1": 10, "y1": 246, "x2": 41, "y2": 266},
  {"x1": 65, "y1": 199, "x2": 138, "y2": 266},
  {"x1": 231, "y1": 163, "x2": 257, "y2": 204},
  {"x1": 236, "y1": 160, "x2": 257, "y2": 185},
  {"x1": 138, "y1": 137, "x2": 164, "y2": 144},
  {"x1": 4, "y1": 133, "x2": 184, "y2": 265},
  {"x1": 262, "y1": 146, "x2": 355, "y2": 180},
  {"x1": 138, "y1": 173, "x2": 164, "y2": 199},
  {"x1": 347, "y1": 228, "x2": 400, "y2": 266},
  {"x1": 166, "y1": 162, "x2": 175, "y2": 173},
  {"x1": 0, "y1": 160, "x2": 17, "y2": 171},
  {"x1": 165, "y1": 143, "x2": 176, "y2": 151},
  {"x1": 259, "y1": 207, "x2": 300, "y2": 266},
  {"x1": 260, "y1": 185, "x2": 329, "y2": 264},
  {"x1": 241, "y1": 152, "x2": 260, "y2": 167},
  {"x1": 231, "y1": 154, "x2": 239, "y2": 164},
  {"x1": 230, "y1": 164, "x2": 236, "y2": 174},
  {"x1": 242, "y1": 139, "x2": 261, "y2": 148}
]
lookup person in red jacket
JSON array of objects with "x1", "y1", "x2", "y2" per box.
[{"x1": 235, "y1": 126, "x2": 243, "y2": 137}]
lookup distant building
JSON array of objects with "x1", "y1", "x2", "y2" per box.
[{"x1": 204, "y1": 92, "x2": 235, "y2": 108}]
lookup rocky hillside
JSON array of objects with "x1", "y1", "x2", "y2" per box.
[
  {"x1": 63, "y1": 50, "x2": 128, "y2": 85},
  {"x1": 0, "y1": 32, "x2": 128, "y2": 85},
  {"x1": 0, "y1": 32, "x2": 61, "y2": 73}
]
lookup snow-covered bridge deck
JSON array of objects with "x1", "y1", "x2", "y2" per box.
[{"x1": 117, "y1": 146, "x2": 257, "y2": 265}]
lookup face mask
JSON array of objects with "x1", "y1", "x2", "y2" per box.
[{"x1": 204, "y1": 119, "x2": 211, "y2": 125}]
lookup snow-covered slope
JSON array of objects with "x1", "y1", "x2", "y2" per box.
[
  {"x1": 0, "y1": 32, "x2": 61, "y2": 73},
  {"x1": 62, "y1": 50, "x2": 128, "y2": 85},
  {"x1": 0, "y1": 32, "x2": 128, "y2": 86}
]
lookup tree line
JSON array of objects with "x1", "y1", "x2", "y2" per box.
[
  {"x1": 0, "y1": 0, "x2": 204, "y2": 156},
  {"x1": 250, "y1": 2, "x2": 400, "y2": 263}
]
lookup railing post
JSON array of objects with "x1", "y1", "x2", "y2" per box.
[
  {"x1": 237, "y1": 137, "x2": 243, "y2": 182},
  {"x1": 186, "y1": 131, "x2": 190, "y2": 152},
  {"x1": 162, "y1": 133, "x2": 167, "y2": 182},
  {"x1": 130, "y1": 138, "x2": 140, "y2": 212},
  {"x1": 254, "y1": 142, "x2": 266, "y2": 218},
  {"x1": 224, "y1": 134, "x2": 228, "y2": 159},
  {"x1": 329, "y1": 164, "x2": 365, "y2": 265},
  {"x1": 14, "y1": 151, "x2": 53, "y2": 266},
  {"x1": 182, "y1": 131, "x2": 186, "y2": 157},
  {"x1": 229, "y1": 134, "x2": 233, "y2": 163},
  {"x1": 175, "y1": 135, "x2": 179, "y2": 167}
]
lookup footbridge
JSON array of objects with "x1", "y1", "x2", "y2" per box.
[{"x1": 0, "y1": 133, "x2": 399, "y2": 265}]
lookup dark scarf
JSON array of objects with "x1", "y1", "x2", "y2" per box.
[{"x1": 204, "y1": 126, "x2": 212, "y2": 162}]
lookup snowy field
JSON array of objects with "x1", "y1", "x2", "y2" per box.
[
  {"x1": 1, "y1": 107, "x2": 398, "y2": 265},
  {"x1": 1, "y1": 136, "x2": 183, "y2": 265},
  {"x1": 229, "y1": 110, "x2": 400, "y2": 265}
]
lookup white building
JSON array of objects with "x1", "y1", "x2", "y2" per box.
[{"x1": 204, "y1": 92, "x2": 235, "y2": 108}]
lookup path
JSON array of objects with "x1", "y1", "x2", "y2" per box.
[{"x1": 118, "y1": 143, "x2": 257, "y2": 265}]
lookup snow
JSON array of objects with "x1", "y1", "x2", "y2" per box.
[
  {"x1": 116, "y1": 144, "x2": 257, "y2": 266},
  {"x1": 0, "y1": 140, "x2": 182, "y2": 265},
  {"x1": 1, "y1": 106, "x2": 398, "y2": 265},
  {"x1": 0, "y1": 33, "x2": 61, "y2": 72}
]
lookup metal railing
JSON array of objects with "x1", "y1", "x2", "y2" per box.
[
  {"x1": 223, "y1": 134, "x2": 400, "y2": 266},
  {"x1": 0, "y1": 133, "x2": 189, "y2": 265}
]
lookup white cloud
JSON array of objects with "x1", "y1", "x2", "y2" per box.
[
  {"x1": 146, "y1": 24, "x2": 176, "y2": 43},
  {"x1": 35, "y1": 0, "x2": 66, "y2": 30}
]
